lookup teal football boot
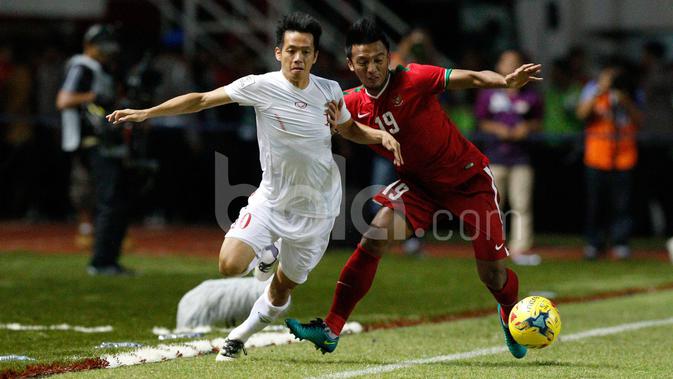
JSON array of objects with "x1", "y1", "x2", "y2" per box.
[
  {"x1": 498, "y1": 304, "x2": 527, "y2": 359},
  {"x1": 285, "y1": 318, "x2": 339, "y2": 354}
]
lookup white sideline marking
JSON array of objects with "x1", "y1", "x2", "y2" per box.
[
  {"x1": 103, "y1": 322, "x2": 363, "y2": 368},
  {"x1": 315, "y1": 317, "x2": 673, "y2": 379},
  {"x1": 0, "y1": 323, "x2": 113, "y2": 333},
  {"x1": 151, "y1": 324, "x2": 290, "y2": 336}
]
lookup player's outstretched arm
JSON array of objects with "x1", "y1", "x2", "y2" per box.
[
  {"x1": 106, "y1": 86, "x2": 233, "y2": 124},
  {"x1": 447, "y1": 64, "x2": 542, "y2": 90},
  {"x1": 328, "y1": 101, "x2": 403, "y2": 166}
]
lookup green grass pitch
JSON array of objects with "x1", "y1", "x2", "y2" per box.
[{"x1": 1, "y1": 247, "x2": 672, "y2": 378}]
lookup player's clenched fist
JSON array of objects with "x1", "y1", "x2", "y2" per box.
[{"x1": 106, "y1": 109, "x2": 149, "y2": 124}]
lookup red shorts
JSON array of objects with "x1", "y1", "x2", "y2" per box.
[{"x1": 373, "y1": 166, "x2": 508, "y2": 261}]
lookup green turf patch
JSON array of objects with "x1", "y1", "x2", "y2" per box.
[
  {"x1": 1, "y1": 249, "x2": 673, "y2": 376},
  {"x1": 58, "y1": 290, "x2": 673, "y2": 378},
  {"x1": 0, "y1": 252, "x2": 216, "y2": 373}
]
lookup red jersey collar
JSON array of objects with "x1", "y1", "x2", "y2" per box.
[{"x1": 365, "y1": 71, "x2": 391, "y2": 99}]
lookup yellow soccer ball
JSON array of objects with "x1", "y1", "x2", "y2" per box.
[{"x1": 508, "y1": 296, "x2": 562, "y2": 349}]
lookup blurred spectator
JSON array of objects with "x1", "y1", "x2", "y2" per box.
[
  {"x1": 444, "y1": 48, "x2": 484, "y2": 135},
  {"x1": 389, "y1": 28, "x2": 447, "y2": 69},
  {"x1": 0, "y1": 45, "x2": 11, "y2": 85},
  {"x1": 577, "y1": 61, "x2": 642, "y2": 260},
  {"x1": 543, "y1": 58, "x2": 583, "y2": 138},
  {"x1": 638, "y1": 41, "x2": 673, "y2": 253},
  {"x1": 33, "y1": 46, "x2": 69, "y2": 219},
  {"x1": 192, "y1": 50, "x2": 221, "y2": 128},
  {"x1": 0, "y1": 43, "x2": 38, "y2": 219},
  {"x1": 144, "y1": 37, "x2": 200, "y2": 226},
  {"x1": 475, "y1": 50, "x2": 543, "y2": 266},
  {"x1": 36, "y1": 46, "x2": 66, "y2": 121},
  {"x1": 567, "y1": 46, "x2": 591, "y2": 86},
  {"x1": 150, "y1": 48, "x2": 197, "y2": 128},
  {"x1": 56, "y1": 24, "x2": 132, "y2": 275}
]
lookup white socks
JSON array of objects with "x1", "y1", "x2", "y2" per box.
[{"x1": 227, "y1": 285, "x2": 290, "y2": 343}]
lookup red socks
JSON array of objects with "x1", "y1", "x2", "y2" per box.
[
  {"x1": 324, "y1": 244, "x2": 381, "y2": 335},
  {"x1": 488, "y1": 268, "x2": 519, "y2": 323},
  {"x1": 323, "y1": 247, "x2": 518, "y2": 333}
]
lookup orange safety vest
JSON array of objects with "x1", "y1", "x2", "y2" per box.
[{"x1": 584, "y1": 93, "x2": 638, "y2": 171}]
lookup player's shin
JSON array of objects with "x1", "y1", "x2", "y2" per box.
[
  {"x1": 227, "y1": 284, "x2": 290, "y2": 343},
  {"x1": 324, "y1": 243, "x2": 380, "y2": 335},
  {"x1": 488, "y1": 268, "x2": 519, "y2": 322}
]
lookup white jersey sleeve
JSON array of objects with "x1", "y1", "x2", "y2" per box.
[{"x1": 223, "y1": 75, "x2": 262, "y2": 107}]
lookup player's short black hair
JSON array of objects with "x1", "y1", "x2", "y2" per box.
[
  {"x1": 275, "y1": 12, "x2": 322, "y2": 51},
  {"x1": 345, "y1": 18, "x2": 390, "y2": 58}
]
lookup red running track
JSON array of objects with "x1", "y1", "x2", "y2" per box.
[{"x1": 0, "y1": 222, "x2": 668, "y2": 261}]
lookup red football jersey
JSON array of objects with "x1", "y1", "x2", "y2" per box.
[{"x1": 344, "y1": 63, "x2": 488, "y2": 191}]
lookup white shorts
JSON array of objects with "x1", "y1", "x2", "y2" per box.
[{"x1": 225, "y1": 199, "x2": 335, "y2": 284}]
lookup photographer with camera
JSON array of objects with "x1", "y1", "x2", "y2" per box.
[
  {"x1": 56, "y1": 24, "x2": 132, "y2": 275},
  {"x1": 577, "y1": 60, "x2": 643, "y2": 261}
]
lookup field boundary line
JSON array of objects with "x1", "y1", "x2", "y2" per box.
[
  {"x1": 314, "y1": 316, "x2": 673, "y2": 379},
  {"x1": 103, "y1": 322, "x2": 363, "y2": 368},
  {"x1": 0, "y1": 323, "x2": 112, "y2": 333}
]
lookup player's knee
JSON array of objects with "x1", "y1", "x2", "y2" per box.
[
  {"x1": 218, "y1": 255, "x2": 248, "y2": 277},
  {"x1": 360, "y1": 236, "x2": 386, "y2": 257}
]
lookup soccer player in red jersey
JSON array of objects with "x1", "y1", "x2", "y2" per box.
[{"x1": 286, "y1": 19, "x2": 541, "y2": 358}]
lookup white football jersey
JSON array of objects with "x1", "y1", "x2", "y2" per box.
[{"x1": 224, "y1": 71, "x2": 351, "y2": 218}]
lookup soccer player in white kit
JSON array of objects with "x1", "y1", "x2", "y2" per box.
[{"x1": 106, "y1": 12, "x2": 402, "y2": 361}]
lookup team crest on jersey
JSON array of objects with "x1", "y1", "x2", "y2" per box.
[
  {"x1": 294, "y1": 101, "x2": 308, "y2": 109},
  {"x1": 237, "y1": 75, "x2": 255, "y2": 89},
  {"x1": 392, "y1": 95, "x2": 404, "y2": 107}
]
